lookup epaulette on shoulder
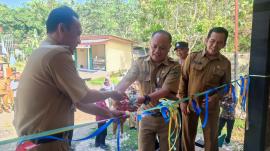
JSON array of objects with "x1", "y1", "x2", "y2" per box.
[
  {"x1": 190, "y1": 51, "x2": 202, "y2": 55},
  {"x1": 167, "y1": 57, "x2": 178, "y2": 64},
  {"x1": 220, "y1": 54, "x2": 231, "y2": 63},
  {"x1": 189, "y1": 51, "x2": 202, "y2": 57},
  {"x1": 138, "y1": 55, "x2": 148, "y2": 59}
]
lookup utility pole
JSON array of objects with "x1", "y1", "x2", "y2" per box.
[{"x1": 234, "y1": 0, "x2": 239, "y2": 82}]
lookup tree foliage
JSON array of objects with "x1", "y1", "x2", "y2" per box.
[{"x1": 0, "y1": 0, "x2": 253, "y2": 56}]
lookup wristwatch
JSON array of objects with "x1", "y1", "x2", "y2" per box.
[{"x1": 144, "y1": 95, "x2": 151, "y2": 105}]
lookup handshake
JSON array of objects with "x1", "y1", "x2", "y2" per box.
[{"x1": 110, "y1": 91, "x2": 148, "y2": 115}]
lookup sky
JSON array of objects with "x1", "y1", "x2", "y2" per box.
[{"x1": 0, "y1": 0, "x2": 87, "y2": 8}]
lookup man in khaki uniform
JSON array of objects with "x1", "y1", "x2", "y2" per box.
[
  {"x1": 13, "y1": 6, "x2": 126, "y2": 151},
  {"x1": 116, "y1": 30, "x2": 180, "y2": 151},
  {"x1": 179, "y1": 27, "x2": 231, "y2": 151}
]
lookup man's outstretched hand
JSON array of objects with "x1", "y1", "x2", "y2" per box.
[
  {"x1": 109, "y1": 110, "x2": 126, "y2": 118},
  {"x1": 110, "y1": 91, "x2": 128, "y2": 101}
]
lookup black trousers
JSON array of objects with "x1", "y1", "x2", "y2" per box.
[
  {"x1": 95, "y1": 122, "x2": 107, "y2": 146},
  {"x1": 67, "y1": 130, "x2": 73, "y2": 146},
  {"x1": 218, "y1": 117, "x2": 235, "y2": 143}
]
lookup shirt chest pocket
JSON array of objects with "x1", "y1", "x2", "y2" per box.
[
  {"x1": 211, "y1": 67, "x2": 225, "y2": 82},
  {"x1": 156, "y1": 68, "x2": 171, "y2": 88},
  {"x1": 138, "y1": 70, "x2": 150, "y2": 82},
  {"x1": 191, "y1": 63, "x2": 204, "y2": 76}
]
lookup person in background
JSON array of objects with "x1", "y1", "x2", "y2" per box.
[
  {"x1": 218, "y1": 85, "x2": 236, "y2": 145},
  {"x1": 174, "y1": 41, "x2": 189, "y2": 67},
  {"x1": 95, "y1": 88, "x2": 111, "y2": 149},
  {"x1": 103, "y1": 77, "x2": 115, "y2": 108},
  {"x1": 174, "y1": 41, "x2": 189, "y2": 151},
  {"x1": 10, "y1": 74, "x2": 19, "y2": 110},
  {"x1": 0, "y1": 76, "x2": 12, "y2": 112},
  {"x1": 103, "y1": 77, "x2": 114, "y2": 91}
]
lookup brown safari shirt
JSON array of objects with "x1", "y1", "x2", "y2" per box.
[
  {"x1": 13, "y1": 38, "x2": 89, "y2": 136},
  {"x1": 121, "y1": 55, "x2": 180, "y2": 110},
  {"x1": 178, "y1": 50, "x2": 231, "y2": 112}
]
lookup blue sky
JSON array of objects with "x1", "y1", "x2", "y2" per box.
[{"x1": 0, "y1": 0, "x2": 87, "y2": 8}]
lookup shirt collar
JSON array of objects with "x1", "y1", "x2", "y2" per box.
[
  {"x1": 145, "y1": 55, "x2": 170, "y2": 66},
  {"x1": 41, "y1": 37, "x2": 57, "y2": 46},
  {"x1": 41, "y1": 37, "x2": 70, "y2": 50},
  {"x1": 202, "y1": 49, "x2": 222, "y2": 60}
]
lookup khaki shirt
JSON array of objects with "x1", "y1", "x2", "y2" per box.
[
  {"x1": 178, "y1": 50, "x2": 231, "y2": 111},
  {"x1": 122, "y1": 56, "x2": 180, "y2": 110},
  {"x1": 13, "y1": 38, "x2": 89, "y2": 136}
]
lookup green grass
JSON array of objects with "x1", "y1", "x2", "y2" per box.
[
  {"x1": 87, "y1": 77, "x2": 105, "y2": 85},
  {"x1": 233, "y1": 118, "x2": 245, "y2": 129},
  {"x1": 121, "y1": 125, "x2": 138, "y2": 151},
  {"x1": 87, "y1": 76, "x2": 120, "y2": 86}
]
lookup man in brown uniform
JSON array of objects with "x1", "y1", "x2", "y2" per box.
[
  {"x1": 116, "y1": 30, "x2": 180, "y2": 151},
  {"x1": 179, "y1": 27, "x2": 231, "y2": 151},
  {"x1": 13, "y1": 6, "x2": 126, "y2": 151}
]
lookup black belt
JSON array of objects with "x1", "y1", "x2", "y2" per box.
[
  {"x1": 31, "y1": 132, "x2": 66, "y2": 144},
  {"x1": 150, "y1": 112, "x2": 162, "y2": 117}
]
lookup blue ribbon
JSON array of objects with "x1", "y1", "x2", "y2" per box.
[
  {"x1": 138, "y1": 103, "x2": 171, "y2": 123},
  {"x1": 239, "y1": 76, "x2": 245, "y2": 96},
  {"x1": 117, "y1": 119, "x2": 121, "y2": 151},
  {"x1": 202, "y1": 92, "x2": 209, "y2": 128},
  {"x1": 160, "y1": 107, "x2": 170, "y2": 123},
  {"x1": 223, "y1": 84, "x2": 229, "y2": 94},
  {"x1": 191, "y1": 99, "x2": 201, "y2": 116},
  {"x1": 137, "y1": 111, "x2": 154, "y2": 121},
  {"x1": 25, "y1": 119, "x2": 114, "y2": 144}
]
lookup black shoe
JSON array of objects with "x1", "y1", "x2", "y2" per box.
[
  {"x1": 95, "y1": 143, "x2": 100, "y2": 147},
  {"x1": 225, "y1": 138, "x2": 230, "y2": 144},
  {"x1": 100, "y1": 144, "x2": 109, "y2": 149}
]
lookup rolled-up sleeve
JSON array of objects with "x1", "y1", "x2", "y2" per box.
[
  {"x1": 121, "y1": 60, "x2": 140, "y2": 84},
  {"x1": 49, "y1": 52, "x2": 89, "y2": 103}
]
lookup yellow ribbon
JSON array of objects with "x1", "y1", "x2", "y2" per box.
[{"x1": 159, "y1": 98, "x2": 180, "y2": 151}]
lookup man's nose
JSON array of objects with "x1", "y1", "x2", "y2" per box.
[{"x1": 155, "y1": 47, "x2": 163, "y2": 52}]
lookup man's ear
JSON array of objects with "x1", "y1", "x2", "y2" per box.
[{"x1": 57, "y1": 23, "x2": 66, "y2": 33}]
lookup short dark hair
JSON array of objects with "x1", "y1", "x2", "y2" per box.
[
  {"x1": 46, "y1": 6, "x2": 79, "y2": 33},
  {"x1": 207, "y1": 27, "x2": 229, "y2": 43},
  {"x1": 152, "y1": 30, "x2": 172, "y2": 43}
]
